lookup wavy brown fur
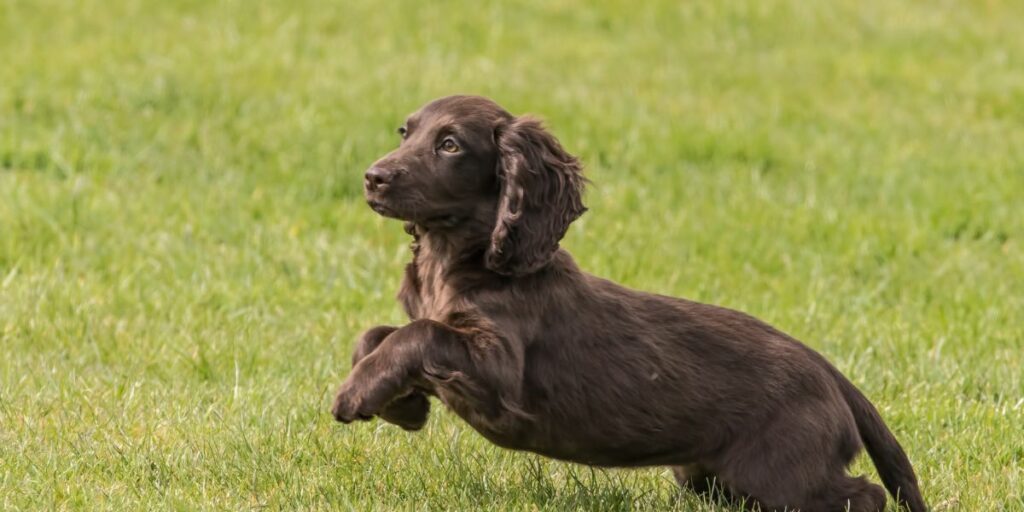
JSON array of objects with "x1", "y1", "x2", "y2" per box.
[{"x1": 332, "y1": 95, "x2": 925, "y2": 512}]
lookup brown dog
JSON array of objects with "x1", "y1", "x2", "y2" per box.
[{"x1": 331, "y1": 96, "x2": 926, "y2": 512}]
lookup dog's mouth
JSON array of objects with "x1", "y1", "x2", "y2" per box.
[
  {"x1": 367, "y1": 199, "x2": 402, "y2": 219},
  {"x1": 366, "y1": 198, "x2": 465, "y2": 230},
  {"x1": 368, "y1": 201, "x2": 468, "y2": 233}
]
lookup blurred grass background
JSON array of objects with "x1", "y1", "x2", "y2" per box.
[{"x1": 1, "y1": 0, "x2": 1022, "y2": 509}]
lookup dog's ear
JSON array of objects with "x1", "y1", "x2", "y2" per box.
[{"x1": 486, "y1": 116, "x2": 586, "y2": 277}]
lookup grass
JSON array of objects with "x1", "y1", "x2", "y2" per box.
[{"x1": 1, "y1": 0, "x2": 1023, "y2": 509}]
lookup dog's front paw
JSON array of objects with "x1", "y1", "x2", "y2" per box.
[
  {"x1": 331, "y1": 384, "x2": 374, "y2": 424},
  {"x1": 379, "y1": 392, "x2": 430, "y2": 431}
]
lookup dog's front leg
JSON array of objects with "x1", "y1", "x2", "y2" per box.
[
  {"x1": 332, "y1": 319, "x2": 520, "y2": 427},
  {"x1": 349, "y1": 325, "x2": 430, "y2": 430}
]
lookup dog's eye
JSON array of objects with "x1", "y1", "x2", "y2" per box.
[
  {"x1": 397, "y1": 127, "x2": 408, "y2": 139},
  {"x1": 440, "y1": 138, "x2": 460, "y2": 154}
]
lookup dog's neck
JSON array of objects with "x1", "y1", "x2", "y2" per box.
[
  {"x1": 406, "y1": 218, "x2": 492, "y2": 273},
  {"x1": 398, "y1": 218, "x2": 496, "y2": 320}
]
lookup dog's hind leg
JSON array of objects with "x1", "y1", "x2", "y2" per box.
[
  {"x1": 672, "y1": 464, "x2": 737, "y2": 505},
  {"x1": 712, "y1": 400, "x2": 886, "y2": 512}
]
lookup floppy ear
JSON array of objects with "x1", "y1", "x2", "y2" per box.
[{"x1": 486, "y1": 116, "x2": 586, "y2": 276}]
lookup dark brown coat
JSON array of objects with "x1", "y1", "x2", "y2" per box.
[{"x1": 331, "y1": 96, "x2": 926, "y2": 512}]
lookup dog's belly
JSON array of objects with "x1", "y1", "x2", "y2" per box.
[
  {"x1": 439, "y1": 389, "x2": 711, "y2": 468},
  {"x1": 471, "y1": 418, "x2": 702, "y2": 468},
  {"x1": 525, "y1": 439, "x2": 695, "y2": 468}
]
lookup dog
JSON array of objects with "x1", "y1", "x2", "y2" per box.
[{"x1": 331, "y1": 95, "x2": 926, "y2": 512}]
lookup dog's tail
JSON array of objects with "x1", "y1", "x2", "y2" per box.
[{"x1": 828, "y1": 364, "x2": 927, "y2": 512}]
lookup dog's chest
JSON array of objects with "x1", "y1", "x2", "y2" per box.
[{"x1": 398, "y1": 255, "x2": 460, "y2": 322}]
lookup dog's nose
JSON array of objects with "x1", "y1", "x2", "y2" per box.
[{"x1": 364, "y1": 167, "x2": 397, "y2": 191}]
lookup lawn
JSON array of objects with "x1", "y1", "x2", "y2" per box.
[{"x1": 1, "y1": 0, "x2": 1023, "y2": 509}]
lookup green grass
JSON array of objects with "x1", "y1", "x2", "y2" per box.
[{"x1": 2, "y1": 0, "x2": 1023, "y2": 509}]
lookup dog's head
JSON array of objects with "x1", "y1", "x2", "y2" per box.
[{"x1": 364, "y1": 95, "x2": 586, "y2": 276}]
